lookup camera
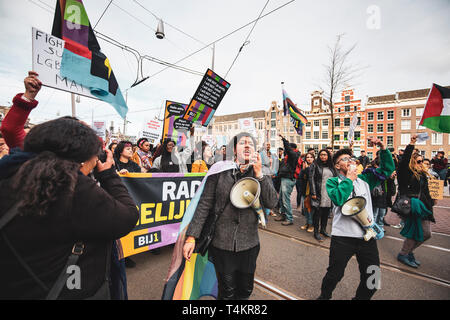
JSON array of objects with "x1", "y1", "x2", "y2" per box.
[{"x1": 98, "y1": 150, "x2": 107, "y2": 163}]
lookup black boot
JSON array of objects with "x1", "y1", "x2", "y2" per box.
[
  {"x1": 320, "y1": 229, "x2": 330, "y2": 238},
  {"x1": 216, "y1": 272, "x2": 237, "y2": 300},
  {"x1": 236, "y1": 272, "x2": 254, "y2": 300},
  {"x1": 314, "y1": 231, "x2": 323, "y2": 242}
]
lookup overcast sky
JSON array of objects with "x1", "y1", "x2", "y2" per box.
[{"x1": 1, "y1": 0, "x2": 449, "y2": 136}]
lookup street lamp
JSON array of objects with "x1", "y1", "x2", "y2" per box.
[{"x1": 155, "y1": 19, "x2": 165, "y2": 39}]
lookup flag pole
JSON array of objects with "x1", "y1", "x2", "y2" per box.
[{"x1": 71, "y1": 93, "x2": 76, "y2": 117}]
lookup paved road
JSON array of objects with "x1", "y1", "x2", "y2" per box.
[{"x1": 126, "y1": 191, "x2": 450, "y2": 300}]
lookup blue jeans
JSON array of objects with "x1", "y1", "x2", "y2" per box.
[
  {"x1": 373, "y1": 207, "x2": 387, "y2": 227},
  {"x1": 280, "y1": 178, "x2": 296, "y2": 222}
]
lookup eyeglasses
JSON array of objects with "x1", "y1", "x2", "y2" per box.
[
  {"x1": 338, "y1": 157, "x2": 356, "y2": 163},
  {"x1": 416, "y1": 160, "x2": 423, "y2": 164}
]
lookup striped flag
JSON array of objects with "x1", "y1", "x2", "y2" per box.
[
  {"x1": 282, "y1": 89, "x2": 308, "y2": 135},
  {"x1": 162, "y1": 161, "x2": 236, "y2": 300},
  {"x1": 419, "y1": 84, "x2": 450, "y2": 133},
  {"x1": 51, "y1": 0, "x2": 128, "y2": 118}
]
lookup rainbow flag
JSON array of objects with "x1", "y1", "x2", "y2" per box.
[
  {"x1": 162, "y1": 161, "x2": 236, "y2": 300},
  {"x1": 51, "y1": 0, "x2": 128, "y2": 118},
  {"x1": 282, "y1": 89, "x2": 308, "y2": 135}
]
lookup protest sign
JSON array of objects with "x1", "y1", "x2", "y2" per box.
[
  {"x1": 117, "y1": 172, "x2": 206, "y2": 259},
  {"x1": 31, "y1": 27, "x2": 96, "y2": 99},
  {"x1": 92, "y1": 121, "x2": 106, "y2": 140},
  {"x1": 141, "y1": 119, "x2": 163, "y2": 144},
  {"x1": 428, "y1": 179, "x2": 444, "y2": 200},
  {"x1": 162, "y1": 100, "x2": 191, "y2": 147},
  {"x1": 183, "y1": 69, "x2": 230, "y2": 127}
]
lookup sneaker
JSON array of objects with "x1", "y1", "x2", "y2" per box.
[
  {"x1": 391, "y1": 223, "x2": 403, "y2": 229},
  {"x1": 397, "y1": 253, "x2": 418, "y2": 268},
  {"x1": 408, "y1": 253, "x2": 421, "y2": 266},
  {"x1": 270, "y1": 211, "x2": 277, "y2": 217},
  {"x1": 307, "y1": 226, "x2": 314, "y2": 233},
  {"x1": 300, "y1": 224, "x2": 308, "y2": 230},
  {"x1": 281, "y1": 221, "x2": 293, "y2": 226},
  {"x1": 314, "y1": 233, "x2": 324, "y2": 242},
  {"x1": 275, "y1": 216, "x2": 286, "y2": 222}
]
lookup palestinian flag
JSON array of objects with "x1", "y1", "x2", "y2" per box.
[
  {"x1": 51, "y1": 0, "x2": 128, "y2": 118},
  {"x1": 419, "y1": 84, "x2": 450, "y2": 133},
  {"x1": 282, "y1": 89, "x2": 308, "y2": 135}
]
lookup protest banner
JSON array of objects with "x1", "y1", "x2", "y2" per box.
[
  {"x1": 428, "y1": 179, "x2": 444, "y2": 200},
  {"x1": 117, "y1": 172, "x2": 206, "y2": 259},
  {"x1": 162, "y1": 100, "x2": 191, "y2": 147},
  {"x1": 183, "y1": 69, "x2": 230, "y2": 127},
  {"x1": 141, "y1": 119, "x2": 163, "y2": 144},
  {"x1": 32, "y1": 27, "x2": 97, "y2": 99}
]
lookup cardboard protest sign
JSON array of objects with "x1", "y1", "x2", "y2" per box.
[
  {"x1": 183, "y1": 69, "x2": 230, "y2": 127},
  {"x1": 162, "y1": 100, "x2": 192, "y2": 147},
  {"x1": 32, "y1": 27, "x2": 97, "y2": 99},
  {"x1": 428, "y1": 179, "x2": 444, "y2": 200},
  {"x1": 117, "y1": 173, "x2": 205, "y2": 259}
]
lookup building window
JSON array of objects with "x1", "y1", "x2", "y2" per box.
[
  {"x1": 314, "y1": 131, "x2": 319, "y2": 139},
  {"x1": 322, "y1": 119, "x2": 329, "y2": 127},
  {"x1": 368, "y1": 112, "x2": 374, "y2": 121},
  {"x1": 367, "y1": 152, "x2": 373, "y2": 160},
  {"x1": 271, "y1": 112, "x2": 276, "y2": 119},
  {"x1": 401, "y1": 120, "x2": 411, "y2": 130},
  {"x1": 322, "y1": 131, "x2": 328, "y2": 139},
  {"x1": 344, "y1": 118, "x2": 350, "y2": 126},
  {"x1": 416, "y1": 119, "x2": 426, "y2": 130},
  {"x1": 314, "y1": 120, "x2": 320, "y2": 127},
  {"x1": 271, "y1": 120, "x2": 276, "y2": 128},
  {"x1": 345, "y1": 95, "x2": 350, "y2": 102},
  {"x1": 334, "y1": 134, "x2": 340, "y2": 141},
  {"x1": 354, "y1": 106, "x2": 358, "y2": 112},
  {"x1": 306, "y1": 122, "x2": 311, "y2": 127},
  {"x1": 377, "y1": 111, "x2": 384, "y2": 121},
  {"x1": 387, "y1": 136, "x2": 394, "y2": 147},
  {"x1": 377, "y1": 124, "x2": 383, "y2": 133},
  {"x1": 402, "y1": 109, "x2": 411, "y2": 117},
  {"x1": 387, "y1": 123, "x2": 394, "y2": 132},
  {"x1": 305, "y1": 132, "x2": 311, "y2": 139},
  {"x1": 401, "y1": 134, "x2": 411, "y2": 145},
  {"x1": 334, "y1": 118, "x2": 340, "y2": 127},
  {"x1": 416, "y1": 108, "x2": 424, "y2": 117},
  {"x1": 368, "y1": 124, "x2": 374, "y2": 133},
  {"x1": 357, "y1": 117, "x2": 361, "y2": 126},
  {"x1": 354, "y1": 131, "x2": 361, "y2": 141},
  {"x1": 345, "y1": 105, "x2": 350, "y2": 112},
  {"x1": 297, "y1": 136, "x2": 301, "y2": 143},
  {"x1": 344, "y1": 132, "x2": 348, "y2": 140},
  {"x1": 387, "y1": 110, "x2": 394, "y2": 120},
  {"x1": 432, "y1": 133, "x2": 443, "y2": 145}
]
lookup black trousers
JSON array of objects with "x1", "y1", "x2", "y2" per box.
[
  {"x1": 320, "y1": 236, "x2": 380, "y2": 300},
  {"x1": 313, "y1": 207, "x2": 330, "y2": 233},
  {"x1": 209, "y1": 245, "x2": 260, "y2": 300}
]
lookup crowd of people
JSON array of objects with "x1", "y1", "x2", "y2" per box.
[{"x1": 0, "y1": 71, "x2": 448, "y2": 300}]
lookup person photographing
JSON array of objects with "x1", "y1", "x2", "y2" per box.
[{"x1": 317, "y1": 137, "x2": 395, "y2": 300}]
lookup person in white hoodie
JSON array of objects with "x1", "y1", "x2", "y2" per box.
[{"x1": 317, "y1": 137, "x2": 395, "y2": 300}]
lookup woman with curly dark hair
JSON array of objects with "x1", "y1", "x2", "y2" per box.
[{"x1": 0, "y1": 117, "x2": 138, "y2": 299}]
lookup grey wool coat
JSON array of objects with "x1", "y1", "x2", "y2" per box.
[{"x1": 186, "y1": 166, "x2": 278, "y2": 252}]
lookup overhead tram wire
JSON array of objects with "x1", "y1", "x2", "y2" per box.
[
  {"x1": 146, "y1": 0, "x2": 297, "y2": 80},
  {"x1": 224, "y1": 0, "x2": 270, "y2": 78},
  {"x1": 93, "y1": 0, "x2": 114, "y2": 30}
]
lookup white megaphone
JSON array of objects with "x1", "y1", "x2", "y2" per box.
[
  {"x1": 230, "y1": 177, "x2": 266, "y2": 228},
  {"x1": 341, "y1": 196, "x2": 384, "y2": 241}
]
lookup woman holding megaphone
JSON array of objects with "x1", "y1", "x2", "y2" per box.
[{"x1": 182, "y1": 132, "x2": 278, "y2": 300}]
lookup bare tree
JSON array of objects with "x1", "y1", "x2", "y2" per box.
[{"x1": 321, "y1": 34, "x2": 361, "y2": 150}]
